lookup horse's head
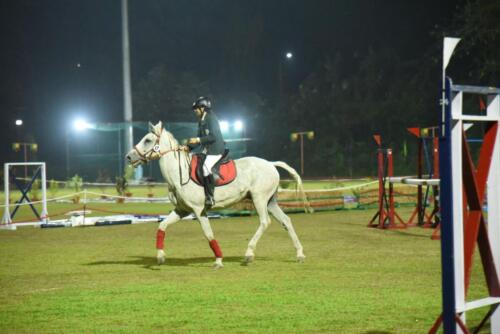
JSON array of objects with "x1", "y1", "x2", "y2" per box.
[{"x1": 126, "y1": 121, "x2": 177, "y2": 167}]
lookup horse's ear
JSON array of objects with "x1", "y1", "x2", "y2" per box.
[
  {"x1": 153, "y1": 121, "x2": 163, "y2": 136},
  {"x1": 148, "y1": 122, "x2": 155, "y2": 133}
]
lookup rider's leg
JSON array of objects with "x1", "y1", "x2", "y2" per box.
[
  {"x1": 203, "y1": 174, "x2": 215, "y2": 207},
  {"x1": 202, "y1": 155, "x2": 222, "y2": 207}
]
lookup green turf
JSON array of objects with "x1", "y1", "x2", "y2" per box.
[{"x1": 0, "y1": 209, "x2": 492, "y2": 333}]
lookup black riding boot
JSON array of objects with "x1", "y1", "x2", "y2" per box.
[{"x1": 203, "y1": 174, "x2": 215, "y2": 208}]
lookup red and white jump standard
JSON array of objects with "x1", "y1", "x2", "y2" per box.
[{"x1": 430, "y1": 37, "x2": 500, "y2": 334}]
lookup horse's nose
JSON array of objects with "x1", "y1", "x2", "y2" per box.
[{"x1": 126, "y1": 153, "x2": 132, "y2": 162}]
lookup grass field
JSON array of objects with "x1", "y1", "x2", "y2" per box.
[{"x1": 0, "y1": 207, "x2": 492, "y2": 333}]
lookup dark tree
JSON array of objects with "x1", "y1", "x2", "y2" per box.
[{"x1": 133, "y1": 65, "x2": 211, "y2": 123}]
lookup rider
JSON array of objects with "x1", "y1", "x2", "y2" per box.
[{"x1": 187, "y1": 96, "x2": 226, "y2": 207}]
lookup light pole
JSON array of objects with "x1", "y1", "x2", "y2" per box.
[
  {"x1": 65, "y1": 128, "x2": 70, "y2": 178},
  {"x1": 122, "y1": 0, "x2": 134, "y2": 154},
  {"x1": 12, "y1": 119, "x2": 38, "y2": 179},
  {"x1": 290, "y1": 131, "x2": 314, "y2": 176},
  {"x1": 117, "y1": 127, "x2": 123, "y2": 177},
  {"x1": 12, "y1": 142, "x2": 38, "y2": 180}
]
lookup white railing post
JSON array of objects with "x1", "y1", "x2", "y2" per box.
[
  {"x1": 1, "y1": 163, "x2": 11, "y2": 225},
  {"x1": 41, "y1": 163, "x2": 48, "y2": 223}
]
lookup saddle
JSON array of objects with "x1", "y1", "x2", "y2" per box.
[{"x1": 190, "y1": 149, "x2": 237, "y2": 186}]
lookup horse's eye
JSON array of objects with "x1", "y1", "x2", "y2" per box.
[{"x1": 145, "y1": 139, "x2": 151, "y2": 144}]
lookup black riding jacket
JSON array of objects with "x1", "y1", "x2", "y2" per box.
[{"x1": 189, "y1": 111, "x2": 226, "y2": 155}]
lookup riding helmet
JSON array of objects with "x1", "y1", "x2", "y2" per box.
[{"x1": 192, "y1": 96, "x2": 212, "y2": 110}]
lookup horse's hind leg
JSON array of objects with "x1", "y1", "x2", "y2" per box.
[
  {"x1": 268, "y1": 197, "x2": 305, "y2": 262},
  {"x1": 245, "y1": 197, "x2": 271, "y2": 263}
]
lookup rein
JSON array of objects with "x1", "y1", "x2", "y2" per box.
[{"x1": 178, "y1": 150, "x2": 191, "y2": 186}]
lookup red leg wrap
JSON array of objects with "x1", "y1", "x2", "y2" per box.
[
  {"x1": 209, "y1": 239, "x2": 223, "y2": 258},
  {"x1": 156, "y1": 230, "x2": 165, "y2": 249}
]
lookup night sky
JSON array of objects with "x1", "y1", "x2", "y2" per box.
[{"x1": 1, "y1": 0, "x2": 460, "y2": 177}]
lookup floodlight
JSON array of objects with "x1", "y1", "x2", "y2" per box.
[
  {"x1": 234, "y1": 120, "x2": 244, "y2": 132},
  {"x1": 285, "y1": 52, "x2": 293, "y2": 59},
  {"x1": 73, "y1": 118, "x2": 91, "y2": 131},
  {"x1": 15, "y1": 119, "x2": 23, "y2": 126},
  {"x1": 219, "y1": 120, "x2": 229, "y2": 132}
]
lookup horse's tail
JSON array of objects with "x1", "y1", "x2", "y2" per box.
[{"x1": 272, "y1": 161, "x2": 314, "y2": 213}]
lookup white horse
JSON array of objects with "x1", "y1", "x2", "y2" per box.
[{"x1": 126, "y1": 121, "x2": 310, "y2": 268}]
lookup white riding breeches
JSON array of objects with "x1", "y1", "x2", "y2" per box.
[{"x1": 203, "y1": 154, "x2": 222, "y2": 176}]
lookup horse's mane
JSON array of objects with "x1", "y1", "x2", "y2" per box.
[{"x1": 162, "y1": 128, "x2": 180, "y2": 147}]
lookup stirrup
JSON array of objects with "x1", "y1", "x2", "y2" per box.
[{"x1": 205, "y1": 196, "x2": 215, "y2": 208}]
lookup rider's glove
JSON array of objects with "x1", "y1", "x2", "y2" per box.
[{"x1": 187, "y1": 137, "x2": 200, "y2": 145}]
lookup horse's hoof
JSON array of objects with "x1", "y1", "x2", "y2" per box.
[
  {"x1": 213, "y1": 258, "x2": 224, "y2": 269},
  {"x1": 245, "y1": 255, "x2": 254, "y2": 263},
  {"x1": 157, "y1": 250, "x2": 166, "y2": 265},
  {"x1": 213, "y1": 263, "x2": 224, "y2": 269},
  {"x1": 297, "y1": 255, "x2": 306, "y2": 263}
]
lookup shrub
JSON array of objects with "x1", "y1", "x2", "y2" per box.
[
  {"x1": 49, "y1": 179, "x2": 59, "y2": 198},
  {"x1": 67, "y1": 174, "x2": 83, "y2": 192},
  {"x1": 280, "y1": 180, "x2": 291, "y2": 189},
  {"x1": 115, "y1": 176, "x2": 128, "y2": 196},
  {"x1": 96, "y1": 169, "x2": 111, "y2": 197},
  {"x1": 30, "y1": 179, "x2": 41, "y2": 201},
  {"x1": 67, "y1": 174, "x2": 83, "y2": 203}
]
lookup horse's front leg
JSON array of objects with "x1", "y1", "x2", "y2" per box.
[
  {"x1": 156, "y1": 210, "x2": 182, "y2": 264},
  {"x1": 196, "y1": 215, "x2": 224, "y2": 269}
]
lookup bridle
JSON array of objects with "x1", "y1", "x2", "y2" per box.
[
  {"x1": 133, "y1": 128, "x2": 180, "y2": 162},
  {"x1": 133, "y1": 128, "x2": 191, "y2": 185}
]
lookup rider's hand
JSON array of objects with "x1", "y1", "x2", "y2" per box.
[
  {"x1": 180, "y1": 145, "x2": 190, "y2": 152},
  {"x1": 187, "y1": 137, "x2": 200, "y2": 145}
]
